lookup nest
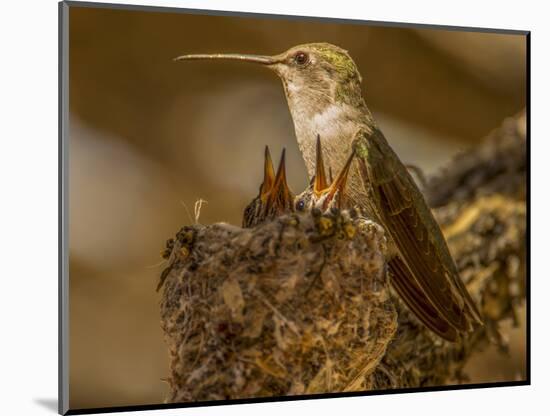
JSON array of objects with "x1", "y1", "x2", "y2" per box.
[{"x1": 159, "y1": 210, "x2": 397, "y2": 402}]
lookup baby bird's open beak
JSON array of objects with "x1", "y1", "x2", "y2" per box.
[
  {"x1": 311, "y1": 135, "x2": 355, "y2": 210},
  {"x1": 260, "y1": 146, "x2": 275, "y2": 203},
  {"x1": 313, "y1": 135, "x2": 329, "y2": 196},
  {"x1": 265, "y1": 149, "x2": 295, "y2": 215},
  {"x1": 324, "y1": 148, "x2": 356, "y2": 209}
]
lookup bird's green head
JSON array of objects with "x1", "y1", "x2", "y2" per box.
[
  {"x1": 272, "y1": 43, "x2": 363, "y2": 110},
  {"x1": 175, "y1": 43, "x2": 364, "y2": 110},
  {"x1": 275, "y1": 43, "x2": 362, "y2": 84}
]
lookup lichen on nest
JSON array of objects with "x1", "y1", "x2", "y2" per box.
[{"x1": 159, "y1": 209, "x2": 397, "y2": 402}]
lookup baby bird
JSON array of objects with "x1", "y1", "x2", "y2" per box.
[
  {"x1": 242, "y1": 146, "x2": 294, "y2": 228},
  {"x1": 294, "y1": 135, "x2": 356, "y2": 214},
  {"x1": 242, "y1": 137, "x2": 354, "y2": 228}
]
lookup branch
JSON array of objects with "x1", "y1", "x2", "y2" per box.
[{"x1": 158, "y1": 111, "x2": 527, "y2": 401}]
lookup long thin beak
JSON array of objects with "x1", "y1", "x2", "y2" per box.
[
  {"x1": 325, "y1": 148, "x2": 356, "y2": 207},
  {"x1": 313, "y1": 135, "x2": 329, "y2": 195},
  {"x1": 174, "y1": 53, "x2": 278, "y2": 65}
]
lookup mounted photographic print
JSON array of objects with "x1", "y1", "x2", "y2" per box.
[{"x1": 59, "y1": 1, "x2": 529, "y2": 414}]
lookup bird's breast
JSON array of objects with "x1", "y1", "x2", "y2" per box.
[{"x1": 292, "y1": 104, "x2": 359, "y2": 176}]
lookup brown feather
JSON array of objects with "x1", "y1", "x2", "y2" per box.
[
  {"x1": 389, "y1": 257, "x2": 458, "y2": 341},
  {"x1": 377, "y1": 175, "x2": 471, "y2": 331},
  {"x1": 357, "y1": 128, "x2": 482, "y2": 333}
]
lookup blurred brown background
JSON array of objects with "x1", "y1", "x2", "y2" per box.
[{"x1": 68, "y1": 5, "x2": 527, "y2": 409}]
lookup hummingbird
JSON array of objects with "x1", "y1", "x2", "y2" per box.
[
  {"x1": 243, "y1": 135, "x2": 355, "y2": 229},
  {"x1": 242, "y1": 146, "x2": 294, "y2": 228},
  {"x1": 294, "y1": 135, "x2": 356, "y2": 214},
  {"x1": 176, "y1": 42, "x2": 482, "y2": 341}
]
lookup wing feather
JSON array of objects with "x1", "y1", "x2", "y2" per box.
[
  {"x1": 389, "y1": 257, "x2": 458, "y2": 341},
  {"x1": 356, "y1": 128, "x2": 482, "y2": 332}
]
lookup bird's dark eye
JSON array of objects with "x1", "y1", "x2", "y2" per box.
[
  {"x1": 296, "y1": 200, "x2": 306, "y2": 211},
  {"x1": 294, "y1": 52, "x2": 309, "y2": 66}
]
